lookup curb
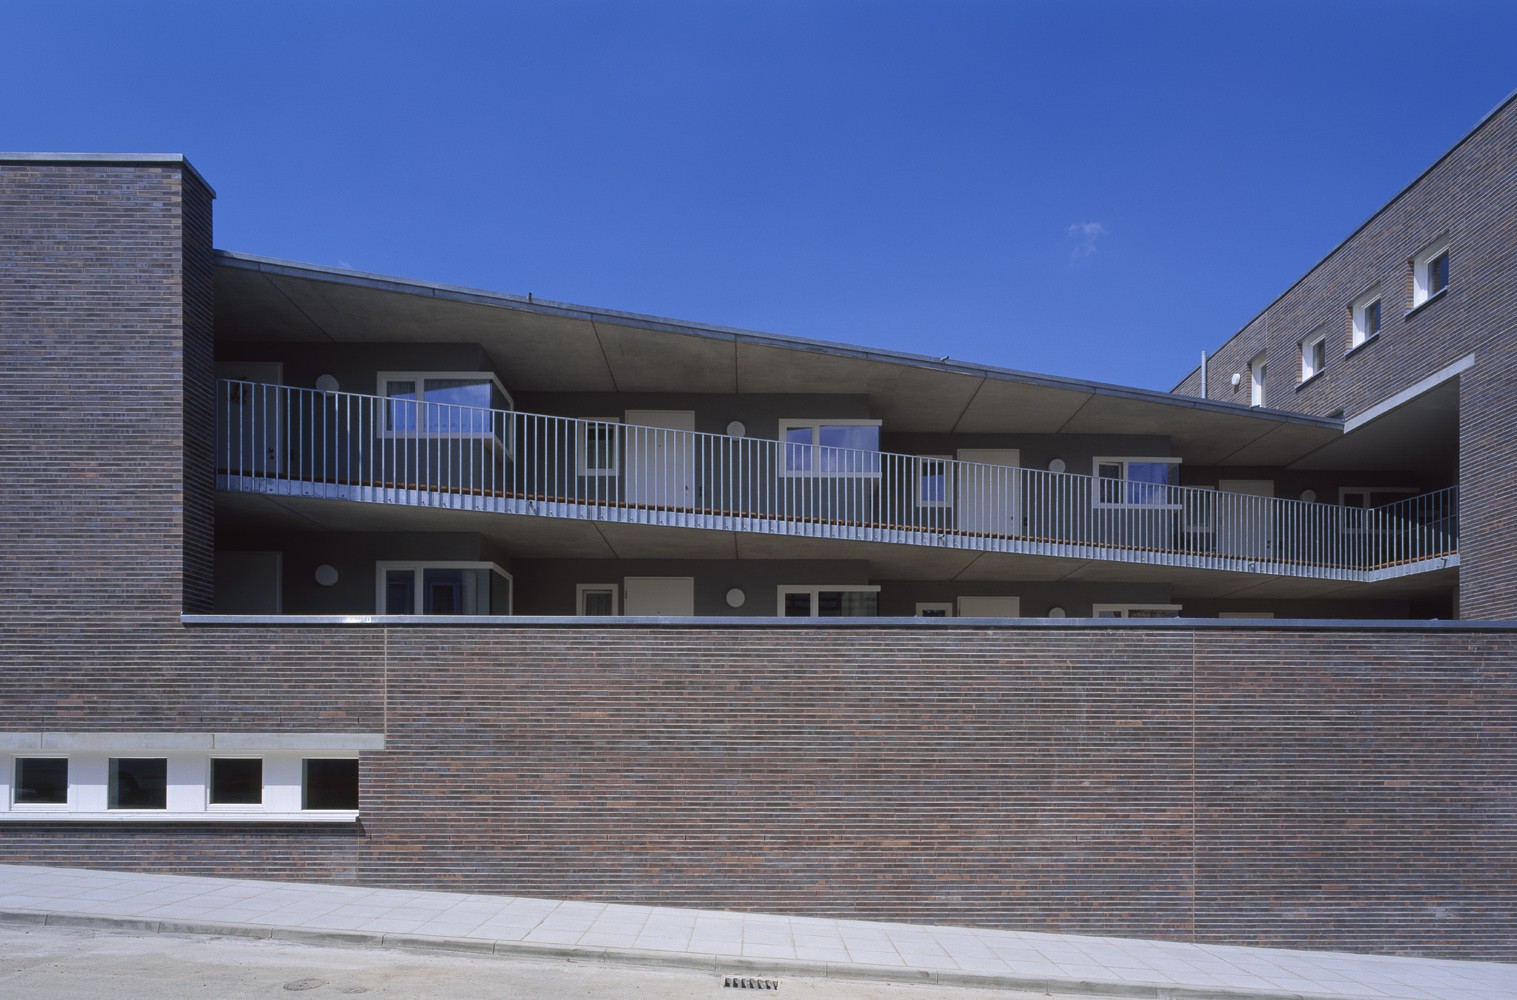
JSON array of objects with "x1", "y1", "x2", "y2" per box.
[{"x1": 0, "y1": 909, "x2": 1322, "y2": 1000}]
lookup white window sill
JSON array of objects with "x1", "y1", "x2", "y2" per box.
[
  {"x1": 0, "y1": 811, "x2": 360, "y2": 824},
  {"x1": 1406, "y1": 287, "x2": 1449, "y2": 317},
  {"x1": 1345, "y1": 332, "x2": 1381, "y2": 357}
]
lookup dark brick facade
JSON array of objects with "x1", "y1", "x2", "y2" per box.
[
  {"x1": 0, "y1": 157, "x2": 215, "y2": 627},
  {"x1": 1174, "y1": 93, "x2": 1517, "y2": 617},
  {"x1": 0, "y1": 622, "x2": 1512, "y2": 960}
]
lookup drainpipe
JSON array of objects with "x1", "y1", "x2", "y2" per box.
[{"x1": 1200, "y1": 351, "x2": 1208, "y2": 397}]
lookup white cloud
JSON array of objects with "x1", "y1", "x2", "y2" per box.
[{"x1": 1066, "y1": 221, "x2": 1106, "y2": 259}]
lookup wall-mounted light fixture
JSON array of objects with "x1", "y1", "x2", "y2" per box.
[{"x1": 314, "y1": 565, "x2": 339, "y2": 587}]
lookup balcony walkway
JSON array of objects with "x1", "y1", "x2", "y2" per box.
[
  {"x1": 4, "y1": 864, "x2": 1512, "y2": 1000},
  {"x1": 217, "y1": 381, "x2": 1459, "y2": 584}
]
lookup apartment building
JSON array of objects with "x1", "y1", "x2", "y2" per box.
[{"x1": 0, "y1": 92, "x2": 1513, "y2": 960}]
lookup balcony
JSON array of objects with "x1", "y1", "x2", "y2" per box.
[{"x1": 216, "y1": 380, "x2": 1458, "y2": 582}]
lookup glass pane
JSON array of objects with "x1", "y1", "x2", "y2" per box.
[
  {"x1": 919, "y1": 461, "x2": 946, "y2": 502},
  {"x1": 1126, "y1": 462, "x2": 1175, "y2": 505},
  {"x1": 210, "y1": 758, "x2": 263, "y2": 805},
  {"x1": 783, "y1": 591, "x2": 812, "y2": 617},
  {"x1": 15, "y1": 758, "x2": 67, "y2": 805},
  {"x1": 1430, "y1": 252, "x2": 1449, "y2": 294},
  {"x1": 1097, "y1": 462, "x2": 1123, "y2": 503},
  {"x1": 582, "y1": 589, "x2": 615, "y2": 616},
  {"x1": 1365, "y1": 300, "x2": 1380, "y2": 336},
  {"x1": 425, "y1": 378, "x2": 493, "y2": 434},
  {"x1": 385, "y1": 569, "x2": 416, "y2": 614},
  {"x1": 784, "y1": 427, "x2": 813, "y2": 472},
  {"x1": 422, "y1": 567, "x2": 488, "y2": 615},
  {"x1": 919, "y1": 607, "x2": 948, "y2": 618},
  {"x1": 385, "y1": 380, "x2": 418, "y2": 432},
  {"x1": 109, "y1": 758, "x2": 167, "y2": 809},
  {"x1": 838, "y1": 590, "x2": 878, "y2": 617},
  {"x1": 818, "y1": 425, "x2": 879, "y2": 474},
  {"x1": 584, "y1": 425, "x2": 617, "y2": 471},
  {"x1": 303, "y1": 759, "x2": 359, "y2": 810}
]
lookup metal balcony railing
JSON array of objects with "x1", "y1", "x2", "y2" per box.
[{"x1": 216, "y1": 380, "x2": 1458, "y2": 581}]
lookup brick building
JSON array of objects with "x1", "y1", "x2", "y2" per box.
[{"x1": 1, "y1": 93, "x2": 1514, "y2": 959}]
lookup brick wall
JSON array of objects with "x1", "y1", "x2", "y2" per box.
[
  {"x1": 1, "y1": 622, "x2": 1511, "y2": 961},
  {"x1": 0, "y1": 158, "x2": 213, "y2": 626}
]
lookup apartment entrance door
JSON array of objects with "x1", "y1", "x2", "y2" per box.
[
  {"x1": 956, "y1": 449, "x2": 1020, "y2": 536},
  {"x1": 1217, "y1": 480, "x2": 1275, "y2": 559},
  {"x1": 215, "y1": 362, "x2": 284, "y2": 476},
  {"x1": 625, "y1": 410, "x2": 696, "y2": 508},
  {"x1": 623, "y1": 577, "x2": 695, "y2": 616}
]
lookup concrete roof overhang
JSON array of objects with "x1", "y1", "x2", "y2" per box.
[{"x1": 214, "y1": 251, "x2": 1343, "y2": 467}]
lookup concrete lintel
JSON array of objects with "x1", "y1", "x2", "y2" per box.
[
  {"x1": 0, "y1": 733, "x2": 43, "y2": 751},
  {"x1": 40, "y1": 733, "x2": 212, "y2": 751},
  {"x1": 211, "y1": 733, "x2": 385, "y2": 751}
]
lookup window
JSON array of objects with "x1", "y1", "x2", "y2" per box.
[
  {"x1": 378, "y1": 562, "x2": 513, "y2": 615},
  {"x1": 14, "y1": 758, "x2": 67, "y2": 805},
  {"x1": 577, "y1": 583, "x2": 619, "y2": 616},
  {"x1": 303, "y1": 759, "x2": 359, "y2": 811},
  {"x1": 1351, "y1": 288, "x2": 1381, "y2": 348},
  {"x1": 778, "y1": 585, "x2": 880, "y2": 617},
  {"x1": 1300, "y1": 330, "x2": 1327, "y2": 381},
  {"x1": 1092, "y1": 604, "x2": 1182, "y2": 618},
  {"x1": 1249, "y1": 353, "x2": 1266, "y2": 406},
  {"x1": 576, "y1": 419, "x2": 620, "y2": 476},
  {"x1": 109, "y1": 758, "x2": 167, "y2": 809},
  {"x1": 209, "y1": 758, "x2": 263, "y2": 806},
  {"x1": 0, "y1": 740, "x2": 371, "y2": 822},
  {"x1": 915, "y1": 602, "x2": 953, "y2": 617},
  {"x1": 1413, "y1": 238, "x2": 1450, "y2": 307},
  {"x1": 1092, "y1": 457, "x2": 1181, "y2": 508},
  {"x1": 378, "y1": 372, "x2": 512, "y2": 441},
  {"x1": 915, "y1": 456, "x2": 952, "y2": 507},
  {"x1": 777, "y1": 419, "x2": 882, "y2": 476}
]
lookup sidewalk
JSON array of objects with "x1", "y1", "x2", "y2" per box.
[{"x1": 0, "y1": 864, "x2": 1511, "y2": 1000}]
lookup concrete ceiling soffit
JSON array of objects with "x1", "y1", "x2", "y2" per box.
[
  {"x1": 214, "y1": 269, "x2": 330, "y2": 341},
  {"x1": 593, "y1": 321, "x2": 738, "y2": 394},
  {"x1": 950, "y1": 379, "x2": 1090, "y2": 434},
  {"x1": 593, "y1": 521, "x2": 738, "y2": 560}
]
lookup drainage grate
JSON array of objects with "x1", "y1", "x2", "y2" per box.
[{"x1": 722, "y1": 975, "x2": 779, "y2": 990}]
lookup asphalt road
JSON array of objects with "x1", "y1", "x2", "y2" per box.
[{"x1": 0, "y1": 924, "x2": 1086, "y2": 1000}]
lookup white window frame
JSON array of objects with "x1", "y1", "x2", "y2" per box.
[
  {"x1": 576, "y1": 418, "x2": 621, "y2": 477},
  {"x1": 0, "y1": 742, "x2": 371, "y2": 823},
  {"x1": 1092, "y1": 603, "x2": 1183, "y2": 618},
  {"x1": 576, "y1": 583, "x2": 620, "y2": 616},
  {"x1": 915, "y1": 602, "x2": 954, "y2": 617},
  {"x1": 376, "y1": 371, "x2": 514, "y2": 446},
  {"x1": 914, "y1": 456, "x2": 953, "y2": 507},
  {"x1": 1412, "y1": 237, "x2": 1450, "y2": 307},
  {"x1": 1350, "y1": 287, "x2": 1382, "y2": 348},
  {"x1": 376, "y1": 561, "x2": 514, "y2": 616},
  {"x1": 8, "y1": 756, "x2": 70, "y2": 812},
  {"x1": 1092, "y1": 457, "x2": 1182, "y2": 509},
  {"x1": 1300, "y1": 329, "x2": 1327, "y2": 381},
  {"x1": 1249, "y1": 353, "x2": 1267, "y2": 406},
  {"x1": 777, "y1": 418, "x2": 883, "y2": 478},
  {"x1": 776, "y1": 584, "x2": 881, "y2": 617}
]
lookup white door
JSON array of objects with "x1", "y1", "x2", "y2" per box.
[
  {"x1": 957, "y1": 596, "x2": 1021, "y2": 618},
  {"x1": 623, "y1": 577, "x2": 695, "y2": 616},
  {"x1": 1218, "y1": 480, "x2": 1274, "y2": 558},
  {"x1": 625, "y1": 410, "x2": 696, "y2": 507},
  {"x1": 956, "y1": 449, "x2": 1020, "y2": 536},
  {"x1": 215, "y1": 362, "x2": 284, "y2": 475}
]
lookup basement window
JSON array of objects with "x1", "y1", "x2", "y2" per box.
[
  {"x1": 109, "y1": 758, "x2": 167, "y2": 810},
  {"x1": 209, "y1": 758, "x2": 263, "y2": 806},
  {"x1": 13, "y1": 758, "x2": 68, "y2": 806},
  {"x1": 303, "y1": 759, "x2": 359, "y2": 811}
]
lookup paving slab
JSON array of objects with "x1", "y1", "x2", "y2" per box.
[{"x1": 0, "y1": 863, "x2": 1513, "y2": 1000}]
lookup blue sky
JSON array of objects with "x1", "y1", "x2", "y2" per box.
[{"x1": 3, "y1": 1, "x2": 1514, "y2": 390}]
